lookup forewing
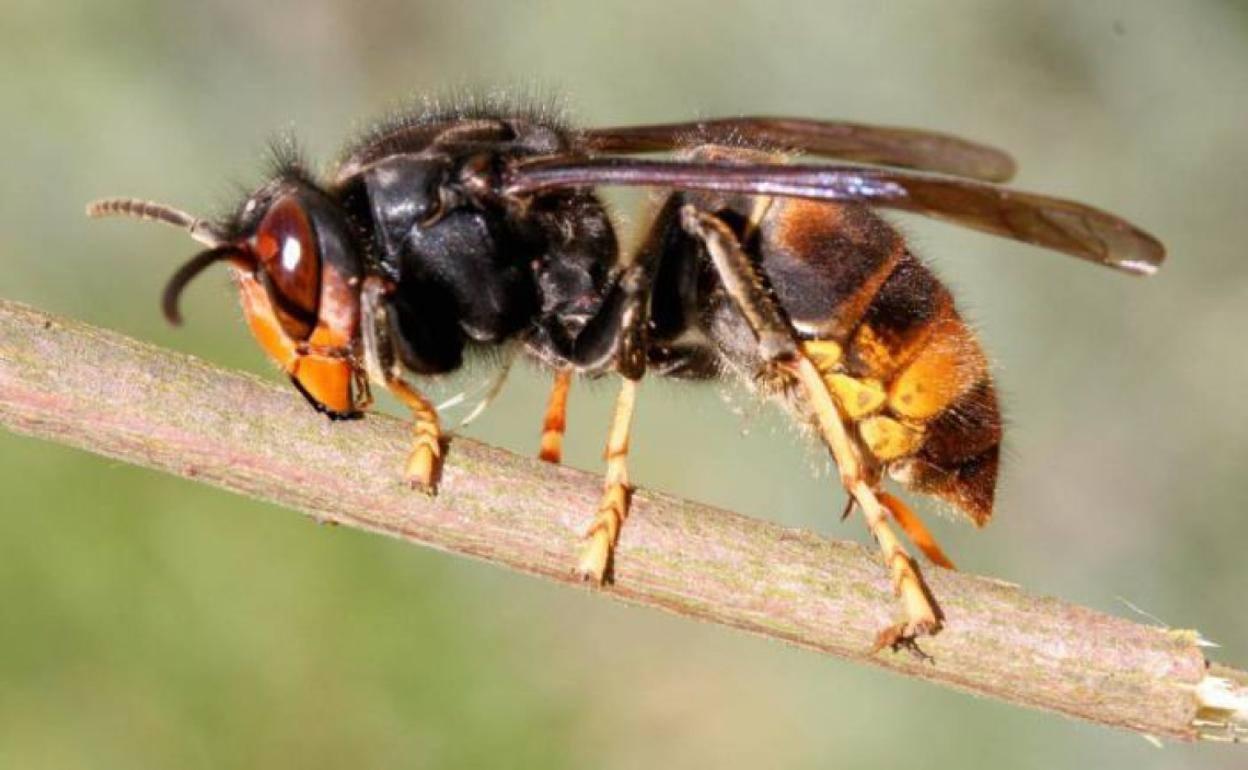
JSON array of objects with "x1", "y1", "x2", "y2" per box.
[
  {"x1": 580, "y1": 117, "x2": 1017, "y2": 182},
  {"x1": 506, "y1": 157, "x2": 1164, "y2": 274}
]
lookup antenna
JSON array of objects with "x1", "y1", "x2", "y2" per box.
[{"x1": 86, "y1": 197, "x2": 225, "y2": 248}]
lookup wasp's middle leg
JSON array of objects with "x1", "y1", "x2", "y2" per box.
[
  {"x1": 575, "y1": 377, "x2": 640, "y2": 583},
  {"x1": 536, "y1": 261, "x2": 651, "y2": 583},
  {"x1": 539, "y1": 369, "x2": 573, "y2": 464},
  {"x1": 679, "y1": 205, "x2": 942, "y2": 648}
]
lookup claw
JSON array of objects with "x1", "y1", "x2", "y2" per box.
[{"x1": 871, "y1": 621, "x2": 938, "y2": 662}]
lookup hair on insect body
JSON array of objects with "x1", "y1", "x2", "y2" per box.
[{"x1": 88, "y1": 97, "x2": 1164, "y2": 653}]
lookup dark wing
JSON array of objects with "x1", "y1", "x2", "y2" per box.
[
  {"x1": 505, "y1": 157, "x2": 1164, "y2": 275},
  {"x1": 579, "y1": 117, "x2": 1017, "y2": 183}
]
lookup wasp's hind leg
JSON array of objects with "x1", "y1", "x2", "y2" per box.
[
  {"x1": 361, "y1": 278, "x2": 445, "y2": 493},
  {"x1": 789, "y1": 352, "x2": 942, "y2": 649},
  {"x1": 679, "y1": 205, "x2": 942, "y2": 650}
]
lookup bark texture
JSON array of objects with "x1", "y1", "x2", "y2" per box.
[{"x1": 0, "y1": 298, "x2": 1243, "y2": 743}]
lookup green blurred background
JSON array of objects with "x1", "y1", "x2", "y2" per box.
[{"x1": 2, "y1": 1, "x2": 1246, "y2": 767}]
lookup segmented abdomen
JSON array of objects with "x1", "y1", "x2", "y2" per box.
[{"x1": 760, "y1": 198, "x2": 1002, "y2": 524}]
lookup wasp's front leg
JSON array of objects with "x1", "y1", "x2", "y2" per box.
[{"x1": 361, "y1": 277, "x2": 445, "y2": 493}]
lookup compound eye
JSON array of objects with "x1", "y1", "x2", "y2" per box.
[{"x1": 254, "y1": 195, "x2": 321, "y2": 340}]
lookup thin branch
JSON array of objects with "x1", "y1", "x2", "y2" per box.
[{"x1": 0, "y1": 297, "x2": 1243, "y2": 744}]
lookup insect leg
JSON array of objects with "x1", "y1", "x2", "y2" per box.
[
  {"x1": 677, "y1": 206, "x2": 797, "y2": 363},
  {"x1": 790, "y1": 351, "x2": 942, "y2": 649},
  {"x1": 680, "y1": 205, "x2": 942, "y2": 650},
  {"x1": 539, "y1": 369, "x2": 573, "y2": 463},
  {"x1": 361, "y1": 277, "x2": 444, "y2": 493},
  {"x1": 560, "y1": 239, "x2": 656, "y2": 581},
  {"x1": 576, "y1": 377, "x2": 639, "y2": 584},
  {"x1": 878, "y1": 491, "x2": 955, "y2": 570}
]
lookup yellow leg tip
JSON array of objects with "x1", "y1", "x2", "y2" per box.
[
  {"x1": 575, "y1": 532, "x2": 612, "y2": 585},
  {"x1": 538, "y1": 431, "x2": 563, "y2": 464},
  {"x1": 403, "y1": 436, "x2": 442, "y2": 495},
  {"x1": 872, "y1": 556, "x2": 942, "y2": 657},
  {"x1": 574, "y1": 483, "x2": 630, "y2": 585}
]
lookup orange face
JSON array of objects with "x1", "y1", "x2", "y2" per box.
[
  {"x1": 233, "y1": 193, "x2": 364, "y2": 418},
  {"x1": 235, "y1": 270, "x2": 359, "y2": 415}
]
